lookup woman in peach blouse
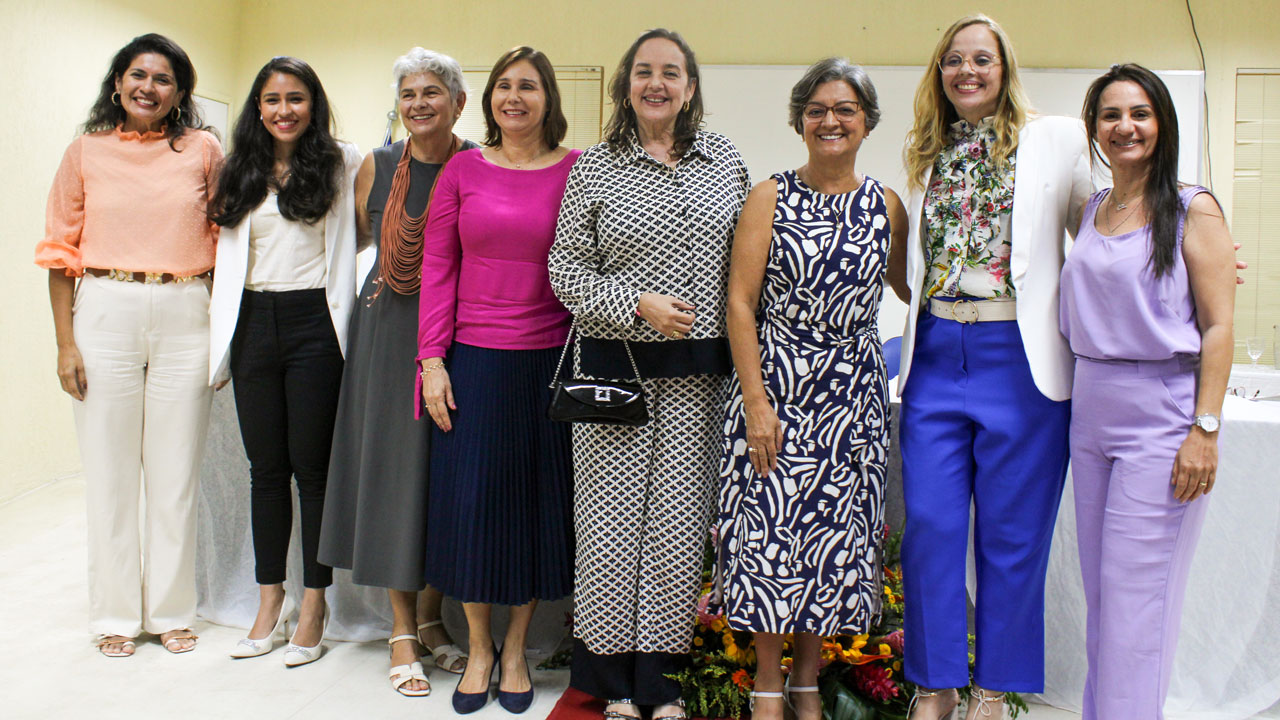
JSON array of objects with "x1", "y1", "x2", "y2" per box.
[{"x1": 35, "y1": 33, "x2": 221, "y2": 658}]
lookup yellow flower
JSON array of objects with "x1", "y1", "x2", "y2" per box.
[
  {"x1": 879, "y1": 644, "x2": 892, "y2": 656},
  {"x1": 693, "y1": 637, "x2": 704, "y2": 647}
]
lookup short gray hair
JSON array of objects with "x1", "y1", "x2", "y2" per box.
[
  {"x1": 391, "y1": 47, "x2": 467, "y2": 101},
  {"x1": 788, "y1": 58, "x2": 880, "y2": 135}
]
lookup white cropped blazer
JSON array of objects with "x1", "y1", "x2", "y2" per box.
[
  {"x1": 208, "y1": 142, "x2": 363, "y2": 384},
  {"x1": 898, "y1": 116, "x2": 1092, "y2": 402}
]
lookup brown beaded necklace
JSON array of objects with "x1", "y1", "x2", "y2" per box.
[{"x1": 370, "y1": 134, "x2": 460, "y2": 300}]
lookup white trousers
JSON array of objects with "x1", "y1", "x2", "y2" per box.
[{"x1": 72, "y1": 274, "x2": 212, "y2": 637}]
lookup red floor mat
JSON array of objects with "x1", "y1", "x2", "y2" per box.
[{"x1": 545, "y1": 686, "x2": 605, "y2": 720}]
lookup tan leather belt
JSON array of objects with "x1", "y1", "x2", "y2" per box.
[
  {"x1": 928, "y1": 298, "x2": 1017, "y2": 324},
  {"x1": 85, "y1": 267, "x2": 211, "y2": 284}
]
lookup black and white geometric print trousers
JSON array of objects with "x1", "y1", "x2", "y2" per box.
[{"x1": 571, "y1": 374, "x2": 728, "y2": 655}]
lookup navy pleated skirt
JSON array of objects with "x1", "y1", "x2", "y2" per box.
[{"x1": 423, "y1": 343, "x2": 574, "y2": 605}]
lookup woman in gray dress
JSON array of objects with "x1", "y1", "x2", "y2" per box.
[{"x1": 318, "y1": 47, "x2": 474, "y2": 697}]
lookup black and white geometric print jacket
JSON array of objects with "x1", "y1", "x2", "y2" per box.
[{"x1": 549, "y1": 130, "x2": 751, "y2": 343}]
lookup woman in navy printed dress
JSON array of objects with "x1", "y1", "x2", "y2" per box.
[{"x1": 717, "y1": 58, "x2": 908, "y2": 720}]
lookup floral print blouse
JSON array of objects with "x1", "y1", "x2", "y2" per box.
[{"x1": 923, "y1": 117, "x2": 1017, "y2": 299}]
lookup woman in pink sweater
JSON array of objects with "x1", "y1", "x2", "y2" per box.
[{"x1": 417, "y1": 46, "x2": 579, "y2": 714}]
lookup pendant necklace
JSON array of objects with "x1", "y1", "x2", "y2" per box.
[
  {"x1": 501, "y1": 146, "x2": 549, "y2": 169},
  {"x1": 1105, "y1": 192, "x2": 1143, "y2": 234}
]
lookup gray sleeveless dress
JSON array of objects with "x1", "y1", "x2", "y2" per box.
[{"x1": 318, "y1": 139, "x2": 477, "y2": 591}]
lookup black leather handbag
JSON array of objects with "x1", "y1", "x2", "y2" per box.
[{"x1": 547, "y1": 325, "x2": 649, "y2": 426}]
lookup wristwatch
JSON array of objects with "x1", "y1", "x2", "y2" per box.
[{"x1": 1193, "y1": 413, "x2": 1220, "y2": 433}]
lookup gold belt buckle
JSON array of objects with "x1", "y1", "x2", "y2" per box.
[{"x1": 950, "y1": 300, "x2": 979, "y2": 324}]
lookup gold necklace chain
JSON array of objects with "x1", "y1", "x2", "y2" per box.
[{"x1": 501, "y1": 145, "x2": 550, "y2": 169}]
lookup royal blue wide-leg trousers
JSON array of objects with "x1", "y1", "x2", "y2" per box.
[{"x1": 899, "y1": 311, "x2": 1070, "y2": 691}]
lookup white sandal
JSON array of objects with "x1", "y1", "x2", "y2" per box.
[
  {"x1": 96, "y1": 635, "x2": 136, "y2": 658},
  {"x1": 968, "y1": 688, "x2": 1005, "y2": 719},
  {"x1": 389, "y1": 634, "x2": 431, "y2": 697},
  {"x1": 908, "y1": 688, "x2": 960, "y2": 720},
  {"x1": 787, "y1": 684, "x2": 821, "y2": 717},
  {"x1": 417, "y1": 619, "x2": 468, "y2": 674}
]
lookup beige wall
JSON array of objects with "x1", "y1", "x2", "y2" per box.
[
  {"x1": 0, "y1": 0, "x2": 241, "y2": 502},
  {"x1": 4, "y1": 0, "x2": 1278, "y2": 501}
]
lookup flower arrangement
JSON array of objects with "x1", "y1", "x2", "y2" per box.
[{"x1": 667, "y1": 528, "x2": 1028, "y2": 720}]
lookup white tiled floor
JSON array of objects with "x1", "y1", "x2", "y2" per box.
[{"x1": 0, "y1": 478, "x2": 1263, "y2": 720}]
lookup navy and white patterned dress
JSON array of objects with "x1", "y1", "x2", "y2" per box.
[{"x1": 717, "y1": 170, "x2": 890, "y2": 636}]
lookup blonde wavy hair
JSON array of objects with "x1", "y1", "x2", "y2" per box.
[{"x1": 903, "y1": 14, "x2": 1033, "y2": 191}]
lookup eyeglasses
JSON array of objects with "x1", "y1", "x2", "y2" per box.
[
  {"x1": 802, "y1": 101, "x2": 861, "y2": 122},
  {"x1": 938, "y1": 52, "x2": 1002, "y2": 73}
]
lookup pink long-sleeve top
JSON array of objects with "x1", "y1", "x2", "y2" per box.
[
  {"x1": 418, "y1": 148, "x2": 579, "y2": 355},
  {"x1": 35, "y1": 127, "x2": 222, "y2": 277}
]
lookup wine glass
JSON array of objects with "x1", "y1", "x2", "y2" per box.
[{"x1": 1246, "y1": 336, "x2": 1265, "y2": 367}]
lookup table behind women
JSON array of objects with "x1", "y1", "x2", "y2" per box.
[{"x1": 1041, "y1": 394, "x2": 1280, "y2": 719}]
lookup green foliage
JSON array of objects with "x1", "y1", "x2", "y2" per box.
[
  {"x1": 670, "y1": 528, "x2": 1029, "y2": 719},
  {"x1": 820, "y1": 674, "x2": 882, "y2": 720},
  {"x1": 665, "y1": 652, "x2": 752, "y2": 720}
]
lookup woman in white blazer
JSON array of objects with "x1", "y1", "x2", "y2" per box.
[
  {"x1": 885, "y1": 15, "x2": 1091, "y2": 720},
  {"x1": 207, "y1": 57, "x2": 361, "y2": 667}
]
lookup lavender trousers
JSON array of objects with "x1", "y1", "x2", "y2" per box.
[{"x1": 1070, "y1": 356, "x2": 1211, "y2": 720}]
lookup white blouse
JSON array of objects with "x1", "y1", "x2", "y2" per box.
[{"x1": 245, "y1": 192, "x2": 327, "y2": 291}]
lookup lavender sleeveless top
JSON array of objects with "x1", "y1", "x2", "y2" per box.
[{"x1": 1059, "y1": 185, "x2": 1208, "y2": 362}]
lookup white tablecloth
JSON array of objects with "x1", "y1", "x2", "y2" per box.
[
  {"x1": 194, "y1": 389, "x2": 572, "y2": 654},
  {"x1": 1039, "y1": 396, "x2": 1280, "y2": 719},
  {"x1": 1229, "y1": 364, "x2": 1280, "y2": 400}
]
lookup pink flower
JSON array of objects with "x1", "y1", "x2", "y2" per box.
[
  {"x1": 883, "y1": 630, "x2": 904, "y2": 654},
  {"x1": 851, "y1": 663, "x2": 899, "y2": 702},
  {"x1": 695, "y1": 592, "x2": 723, "y2": 629}
]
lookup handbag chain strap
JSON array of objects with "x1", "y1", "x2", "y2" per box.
[{"x1": 549, "y1": 319, "x2": 644, "y2": 388}]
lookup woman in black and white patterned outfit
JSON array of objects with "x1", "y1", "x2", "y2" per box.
[
  {"x1": 549, "y1": 28, "x2": 749, "y2": 720},
  {"x1": 716, "y1": 59, "x2": 908, "y2": 720}
]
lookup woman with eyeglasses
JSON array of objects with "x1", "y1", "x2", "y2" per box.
[
  {"x1": 885, "y1": 14, "x2": 1092, "y2": 720},
  {"x1": 716, "y1": 58, "x2": 907, "y2": 720}
]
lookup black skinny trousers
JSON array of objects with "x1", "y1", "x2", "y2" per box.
[{"x1": 230, "y1": 288, "x2": 342, "y2": 588}]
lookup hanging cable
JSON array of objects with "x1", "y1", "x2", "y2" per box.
[{"x1": 1186, "y1": 0, "x2": 1212, "y2": 190}]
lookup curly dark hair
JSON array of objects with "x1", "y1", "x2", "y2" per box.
[
  {"x1": 603, "y1": 28, "x2": 704, "y2": 160},
  {"x1": 209, "y1": 56, "x2": 343, "y2": 228},
  {"x1": 82, "y1": 33, "x2": 207, "y2": 151}
]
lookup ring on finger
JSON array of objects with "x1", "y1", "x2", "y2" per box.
[{"x1": 747, "y1": 447, "x2": 758, "y2": 454}]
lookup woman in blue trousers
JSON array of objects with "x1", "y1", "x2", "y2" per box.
[{"x1": 886, "y1": 15, "x2": 1092, "y2": 719}]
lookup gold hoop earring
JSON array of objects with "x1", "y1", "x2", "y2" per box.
[
  {"x1": 172, "y1": 106, "x2": 182, "y2": 122},
  {"x1": 683, "y1": 101, "x2": 690, "y2": 113},
  {"x1": 111, "y1": 92, "x2": 121, "y2": 106},
  {"x1": 623, "y1": 98, "x2": 631, "y2": 109}
]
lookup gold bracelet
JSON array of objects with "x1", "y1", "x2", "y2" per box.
[{"x1": 420, "y1": 362, "x2": 445, "y2": 376}]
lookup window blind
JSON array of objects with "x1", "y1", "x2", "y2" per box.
[
  {"x1": 1232, "y1": 71, "x2": 1280, "y2": 365},
  {"x1": 454, "y1": 65, "x2": 603, "y2": 150}
]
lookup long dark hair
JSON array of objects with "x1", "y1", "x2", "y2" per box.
[
  {"x1": 1083, "y1": 64, "x2": 1189, "y2": 278},
  {"x1": 210, "y1": 57, "x2": 343, "y2": 228},
  {"x1": 481, "y1": 46, "x2": 567, "y2": 149},
  {"x1": 83, "y1": 33, "x2": 206, "y2": 151},
  {"x1": 603, "y1": 28, "x2": 704, "y2": 160}
]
